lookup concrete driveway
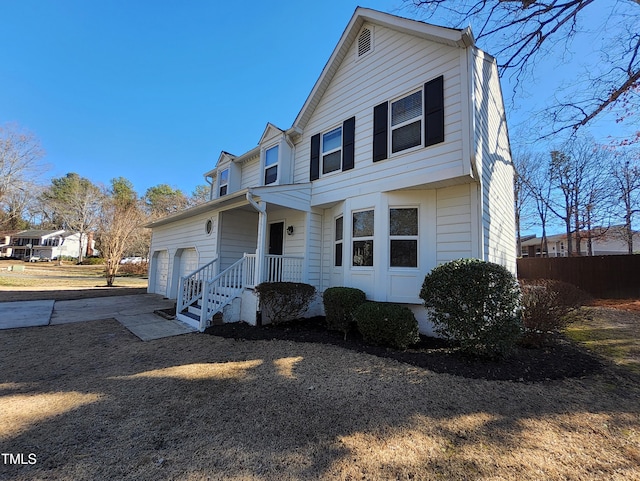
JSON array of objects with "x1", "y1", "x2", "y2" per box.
[{"x1": 0, "y1": 294, "x2": 195, "y2": 340}]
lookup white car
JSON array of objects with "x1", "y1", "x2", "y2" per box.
[{"x1": 120, "y1": 257, "x2": 143, "y2": 265}]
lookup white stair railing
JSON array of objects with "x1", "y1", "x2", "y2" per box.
[
  {"x1": 244, "y1": 254, "x2": 257, "y2": 288},
  {"x1": 200, "y1": 256, "x2": 247, "y2": 329},
  {"x1": 177, "y1": 258, "x2": 218, "y2": 315},
  {"x1": 178, "y1": 254, "x2": 306, "y2": 331}
]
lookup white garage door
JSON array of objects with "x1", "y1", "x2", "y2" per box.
[
  {"x1": 153, "y1": 250, "x2": 169, "y2": 296},
  {"x1": 179, "y1": 248, "x2": 198, "y2": 277}
]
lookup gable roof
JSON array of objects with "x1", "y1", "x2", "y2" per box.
[
  {"x1": 292, "y1": 7, "x2": 474, "y2": 132},
  {"x1": 259, "y1": 123, "x2": 285, "y2": 145},
  {"x1": 12, "y1": 230, "x2": 66, "y2": 238}
]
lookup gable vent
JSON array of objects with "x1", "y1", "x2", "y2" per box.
[{"x1": 358, "y1": 27, "x2": 372, "y2": 57}]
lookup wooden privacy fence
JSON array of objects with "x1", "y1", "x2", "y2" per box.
[{"x1": 517, "y1": 255, "x2": 640, "y2": 299}]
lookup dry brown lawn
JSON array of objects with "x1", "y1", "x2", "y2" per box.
[
  {"x1": 0, "y1": 259, "x2": 147, "y2": 301},
  {"x1": 0, "y1": 323, "x2": 638, "y2": 479},
  {"x1": 566, "y1": 300, "x2": 640, "y2": 375},
  {"x1": 1, "y1": 264, "x2": 640, "y2": 480}
]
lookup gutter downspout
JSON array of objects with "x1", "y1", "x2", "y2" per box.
[{"x1": 246, "y1": 191, "x2": 267, "y2": 288}]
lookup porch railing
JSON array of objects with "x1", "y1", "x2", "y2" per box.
[
  {"x1": 178, "y1": 254, "x2": 306, "y2": 330},
  {"x1": 264, "y1": 255, "x2": 304, "y2": 283},
  {"x1": 176, "y1": 258, "x2": 218, "y2": 315},
  {"x1": 244, "y1": 254, "x2": 304, "y2": 286}
]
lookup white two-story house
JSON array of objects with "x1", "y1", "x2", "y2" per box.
[{"x1": 147, "y1": 7, "x2": 516, "y2": 332}]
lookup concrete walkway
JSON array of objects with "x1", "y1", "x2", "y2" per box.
[{"x1": 0, "y1": 294, "x2": 196, "y2": 341}]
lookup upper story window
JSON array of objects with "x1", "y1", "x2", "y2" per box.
[
  {"x1": 391, "y1": 90, "x2": 422, "y2": 153},
  {"x1": 373, "y1": 75, "x2": 444, "y2": 162},
  {"x1": 322, "y1": 127, "x2": 342, "y2": 174},
  {"x1": 264, "y1": 145, "x2": 278, "y2": 185},
  {"x1": 219, "y1": 168, "x2": 229, "y2": 196},
  {"x1": 310, "y1": 117, "x2": 355, "y2": 181}
]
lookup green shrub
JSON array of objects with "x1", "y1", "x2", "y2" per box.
[
  {"x1": 256, "y1": 282, "x2": 316, "y2": 325},
  {"x1": 419, "y1": 259, "x2": 522, "y2": 358},
  {"x1": 354, "y1": 302, "x2": 420, "y2": 350},
  {"x1": 323, "y1": 287, "x2": 367, "y2": 338},
  {"x1": 519, "y1": 279, "x2": 591, "y2": 347},
  {"x1": 80, "y1": 257, "x2": 105, "y2": 265}
]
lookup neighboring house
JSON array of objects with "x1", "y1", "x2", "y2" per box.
[
  {"x1": 520, "y1": 226, "x2": 640, "y2": 257},
  {"x1": 147, "y1": 8, "x2": 516, "y2": 332},
  {"x1": 4, "y1": 230, "x2": 91, "y2": 260},
  {"x1": 0, "y1": 232, "x2": 19, "y2": 258}
]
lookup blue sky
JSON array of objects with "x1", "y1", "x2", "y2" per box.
[{"x1": 0, "y1": 0, "x2": 633, "y2": 199}]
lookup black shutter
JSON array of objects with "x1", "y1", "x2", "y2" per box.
[
  {"x1": 342, "y1": 116, "x2": 355, "y2": 171},
  {"x1": 425, "y1": 75, "x2": 444, "y2": 146},
  {"x1": 310, "y1": 133, "x2": 320, "y2": 181},
  {"x1": 373, "y1": 102, "x2": 388, "y2": 162}
]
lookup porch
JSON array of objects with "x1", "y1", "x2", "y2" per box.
[{"x1": 175, "y1": 253, "x2": 305, "y2": 331}]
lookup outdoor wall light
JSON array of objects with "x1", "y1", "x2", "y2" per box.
[{"x1": 287, "y1": 225, "x2": 294, "y2": 236}]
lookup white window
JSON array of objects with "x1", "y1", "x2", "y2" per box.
[
  {"x1": 389, "y1": 208, "x2": 418, "y2": 268},
  {"x1": 264, "y1": 146, "x2": 278, "y2": 185},
  {"x1": 391, "y1": 90, "x2": 422, "y2": 154},
  {"x1": 352, "y1": 210, "x2": 374, "y2": 267},
  {"x1": 322, "y1": 126, "x2": 342, "y2": 174},
  {"x1": 219, "y1": 169, "x2": 229, "y2": 196},
  {"x1": 334, "y1": 216, "x2": 343, "y2": 267}
]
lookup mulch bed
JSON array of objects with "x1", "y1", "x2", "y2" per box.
[{"x1": 205, "y1": 316, "x2": 605, "y2": 383}]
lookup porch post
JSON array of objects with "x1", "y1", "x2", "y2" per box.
[{"x1": 255, "y1": 201, "x2": 268, "y2": 286}]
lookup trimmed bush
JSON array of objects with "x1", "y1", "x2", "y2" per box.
[
  {"x1": 256, "y1": 282, "x2": 316, "y2": 325},
  {"x1": 323, "y1": 287, "x2": 367, "y2": 338},
  {"x1": 80, "y1": 257, "x2": 105, "y2": 265},
  {"x1": 519, "y1": 279, "x2": 591, "y2": 347},
  {"x1": 419, "y1": 259, "x2": 522, "y2": 358},
  {"x1": 354, "y1": 302, "x2": 420, "y2": 350}
]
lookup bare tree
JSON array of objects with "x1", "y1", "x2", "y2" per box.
[
  {"x1": 0, "y1": 183, "x2": 35, "y2": 230},
  {"x1": 513, "y1": 150, "x2": 536, "y2": 255},
  {"x1": 96, "y1": 178, "x2": 145, "y2": 286},
  {"x1": 519, "y1": 151, "x2": 553, "y2": 256},
  {"x1": 547, "y1": 137, "x2": 612, "y2": 255},
  {"x1": 0, "y1": 123, "x2": 46, "y2": 228},
  {"x1": 610, "y1": 150, "x2": 640, "y2": 253},
  {"x1": 42, "y1": 173, "x2": 103, "y2": 262},
  {"x1": 548, "y1": 149, "x2": 577, "y2": 255},
  {"x1": 406, "y1": 1, "x2": 640, "y2": 139}
]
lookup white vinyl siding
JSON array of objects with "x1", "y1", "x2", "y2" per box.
[
  {"x1": 306, "y1": 211, "x2": 323, "y2": 288},
  {"x1": 218, "y1": 210, "x2": 258, "y2": 271},
  {"x1": 436, "y1": 184, "x2": 473, "y2": 265},
  {"x1": 239, "y1": 154, "x2": 261, "y2": 190},
  {"x1": 294, "y1": 24, "x2": 465, "y2": 206},
  {"x1": 473, "y1": 50, "x2": 516, "y2": 273},
  {"x1": 149, "y1": 212, "x2": 219, "y2": 299}
]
